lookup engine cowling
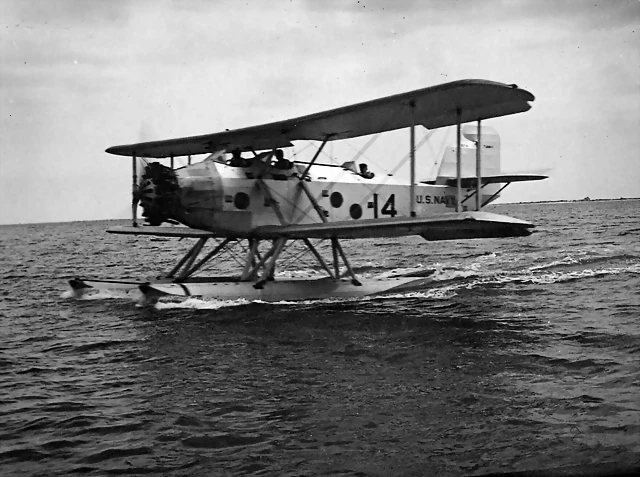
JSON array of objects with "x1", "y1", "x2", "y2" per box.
[{"x1": 136, "y1": 162, "x2": 180, "y2": 226}]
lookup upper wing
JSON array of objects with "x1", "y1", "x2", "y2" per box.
[
  {"x1": 106, "y1": 79, "x2": 534, "y2": 158},
  {"x1": 252, "y1": 211, "x2": 534, "y2": 241}
]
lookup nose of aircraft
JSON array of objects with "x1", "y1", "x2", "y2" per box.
[{"x1": 136, "y1": 162, "x2": 180, "y2": 226}]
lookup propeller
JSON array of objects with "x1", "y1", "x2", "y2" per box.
[
  {"x1": 129, "y1": 121, "x2": 180, "y2": 226},
  {"x1": 131, "y1": 156, "x2": 147, "y2": 226},
  {"x1": 134, "y1": 161, "x2": 180, "y2": 226}
]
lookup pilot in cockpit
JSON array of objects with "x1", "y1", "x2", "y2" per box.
[
  {"x1": 229, "y1": 148, "x2": 250, "y2": 167},
  {"x1": 273, "y1": 149, "x2": 293, "y2": 170},
  {"x1": 359, "y1": 163, "x2": 375, "y2": 179}
]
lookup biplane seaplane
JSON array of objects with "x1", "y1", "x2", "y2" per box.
[{"x1": 70, "y1": 79, "x2": 546, "y2": 303}]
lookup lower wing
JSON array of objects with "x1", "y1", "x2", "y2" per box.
[
  {"x1": 107, "y1": 226, "x2": 217, "y2": 238},
  {"x1": 106, "y1": 212, "x2": 533, "y2": 241}
]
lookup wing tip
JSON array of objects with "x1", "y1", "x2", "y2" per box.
[{"x1": 105, "y1": 145, "x2": 131, "y2": 157}]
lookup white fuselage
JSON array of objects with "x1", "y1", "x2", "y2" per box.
[{"x1": 171, "y1": 157, "x2": 491, "y2": 236}]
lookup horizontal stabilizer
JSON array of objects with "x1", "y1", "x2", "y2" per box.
[
  {"x1": 107, "y1": 226, "x2": 218, "y2": 238},
  {"x1": 424, "y1": 172, "x2": 548, "y2": 188},
  {"x1": 253, "y1": 211, "x2": 533, "y2": 240}
]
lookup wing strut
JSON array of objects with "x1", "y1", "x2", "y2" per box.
[
  {"x1": 301, "y1": 135, "x2": 331, "y2": 178},
  {"x1": 456, "y1": 110, "x2": 462, "y2": 212},
  {"x1": 297, "y1": 136, "x2": 332, "y2": 224},
  {"x1": 257, "y1": 179, "x2": 287, "y2": 225},
  {"x1": 131, "y1": 153, "x2": 138, "y2": 227},
  {"x1": 475, "y1": 120, "x2": 482, "y2": 211},
  {"x1": 409, "y1": 101, "x2": 416, "y2": 217}
]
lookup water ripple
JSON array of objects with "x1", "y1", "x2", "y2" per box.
[{"x1": 0, "y1": 202, "x2": 639, "y2": 475}]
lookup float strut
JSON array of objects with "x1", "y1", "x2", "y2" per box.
[
  {"x1": 331, "y1": 238, "x2": 340, "y2": 277},
  {"x1": 245, "y1": 239, "x2": 282, "y2": 281},
  {"x1": 334, "y1": 239, "x2": 361, "y2": 286},
  {"x1": 303, "y1": 239, "x2": 335, "y2": 278},
  {"x1": 254, "y1": 238, "x2": 287, "y2": 289},
  {"x1": 330, "y1": 238, "x2": 361, "y2": 285},
  {"x1": 165, "y1": 240, "x2": 201, "y2": 278},
  {"x1": 176, "y1": 238, "x2": 208, "y2": 280},
  {"x1": 181, "y1": 238, "x2": 234, "y2": 279},
  {"x1": 240, "y1": 239, "x2": 260, "y2": 280}
]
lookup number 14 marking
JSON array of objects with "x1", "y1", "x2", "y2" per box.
[{"x1": 373, "y1": 194, "x2": 397, "y2": 218}]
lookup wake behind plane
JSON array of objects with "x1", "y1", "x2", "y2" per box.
[{"x1": 70, "y1": 79, "x2": 547, "y2": 303}]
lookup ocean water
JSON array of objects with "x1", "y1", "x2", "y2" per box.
[{"x1": 1, "y1": 200, "x2": 639, "y2": 476}]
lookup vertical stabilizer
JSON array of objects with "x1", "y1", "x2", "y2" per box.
[{"x1": 434, "y1": 125, "x2": 501, "y2": 183}]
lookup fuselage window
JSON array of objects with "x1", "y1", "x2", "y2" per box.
[
  {"x1": 234, "y1": 192, "x2": 250, "y2": 210},
  {"x1": 330, "y1": 192, "x2": 344, "y2": 208},
  {"x1": 349, "y1": 203, "x2": 362, "y2": 219}
]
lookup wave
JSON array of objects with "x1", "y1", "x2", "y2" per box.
[
  {"x1": 73, "y1": 340, "x2": 138, "y2": 353},
  {"x1": 181, "y1": 433, "x2": 264, "y2": 449},
  {"x1": 528, "y1": 253, "x2": 639, "y2": 272},
  {"x1": 64, "y1": 262, "x2": 640, "y2": 312},
  {"x1": 400, "y1": 262, "x2": 640, "y2": 301},
  {"x1": 350, "y1": 263, "x2": 389, "y2": 274},
  {"x1": 81, "y1": 446, "x2": 153, "y2": 464},
  {"x1": 619, "y1": 227, "x2": 640, "y2": 236},
  {"x1": 155, "y1": 297, "x2": 252, "y2": 310},
  {"x1": 528, "y1": 255, "x2": 581, "y2": 271},
  {"x1": 153, "y1": 287, "x2": 457, "y2": 311},
  {"x1": 0, "y1": 447, "x2": 49, "y2": 463},
  {"x1": 150, "y1": 260, "x2": 640, "y2": 310},
  {"x1": 473, "y1": 264, "x2": 638, "y2": 287}
]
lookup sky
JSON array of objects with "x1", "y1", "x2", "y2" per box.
[{"x1": 1, "y1": 0, "x2": 639, "y2": 224}]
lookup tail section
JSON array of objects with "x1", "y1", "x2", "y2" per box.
[
  {"x1": 427, "y1": 125, "x2": 547, "y2": 208},
  {"x1": 433, "y1": 124, "x2": 501, "y2": 184}
]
